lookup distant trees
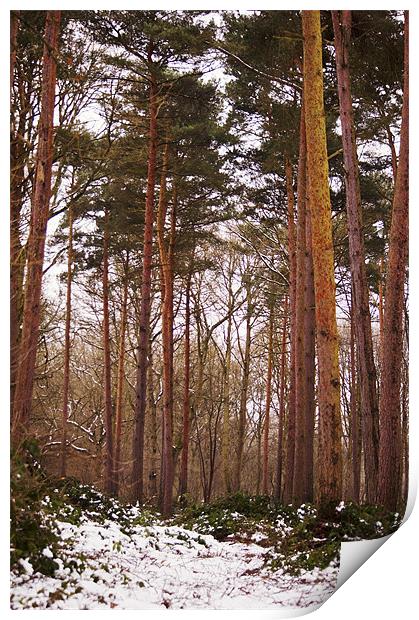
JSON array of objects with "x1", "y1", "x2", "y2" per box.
[{"x1": 60, "y1": 202, "x2": 73, "y2": 477}]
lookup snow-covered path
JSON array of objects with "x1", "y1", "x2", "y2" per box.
[{"x1": 11, "y1": 519, "x2": 338, "y2": 610}]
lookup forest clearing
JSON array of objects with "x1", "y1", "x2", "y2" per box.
[{"x1": 10, "y1": 9, "x2": 408, "y2": 610}]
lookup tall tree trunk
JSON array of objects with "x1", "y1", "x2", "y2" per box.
[
  {"x1": 262, "y1": 303, "x2": 274, "y2": 495},
  {"x1": 102, "y1": 205, "x2": 114, "y2": 495},
  {"x1": 179, "y1": 269, "x2": 192, "y2": 498},
  {"x1": 349, "y1": 300, "x2": 361, "y2": 502},
  {"x1": 235, "y1": 276, "x2": 252, "y2": 492},
  {"x1": 10, "y1": 178, "x2": 25, "y2": 410},
  {"x1": 304, "y1": 179, "x2": 316, "y2": 502},
  {"x1": 161, "y1": 193, "x2": 176, "y2": 516},
  {"x1": 256, "y1": 413, "x2": 262, "y2": 495},
  {"x1": 113, "y1": 254, "x2": 129, "y2": 495},
  {"x1": 385, "y1": 125, "x2": 398, "y2": 183},
  {"x1": 378, "y1": 256, "x2": 384, "y2": 352},
  {"x1": 283, "y1": 157, "x2": 297, "y2": 504},
  {"x1": 221, "y1": 254, "x2": 234, "y2": 495},
  {"x1": 401, "y1": 353, "x2": 409, "y2": 509},
  {"x1": 302, "y1": 10, "x2": 342, "y2": 504},
  {"x1": 148, "y1": 343, "x2": 158, "y2": 498},
  {"x1": 332, "y1": 10, "x2": 379, "y2": 503},
  {"x1": 378, "y1": 12, "x2": 409, "y2": 512},
  {"x1": 12, "y1": 11, "x2": 61, "y2": 444},
  {"x1": 275, "y1": 296, "x2": 288, "y2": 501},
  {"x1": 60, "y1": 203, "x2": 73, "y2": 477},
  {"x1": 156, "y1": 140, "x2": 176, "y2": 516},
  {"x1": 10, "y1": 11, "x2": 20, "y2": 91},
  {"x1": 293, "y1": 106, "x2": 308, "y2": 504},
  {"x1": 131, "y1": 62, "x2": 158, "y2": 504},
  {"x1": 10, "y1": 69, "x2": 28, "y2": 409},
  {"x1": 10, "y1": 9, "x2": 22, "y2": 386}
]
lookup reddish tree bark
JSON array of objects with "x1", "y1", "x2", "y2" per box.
[
  {"x1": 378, "y1": 11, "x2": 409, "y2": 511},
  {"x1": 283, "y1": 157, "x2": 297, "y2": 505},
  {"x1": 131, "y1": 60, "x2": 158, "y2": 504},
  {"x1": 378, "y1": 256, "x2": 384, "y2": 352},
  {"x1": 10, "y1": 11, "x2": 20, "y2": 91},
  {"x1": 303, "y1": 170, "x2": 316, "y2": 503},
  {"x1": 12, "y1": 11, "x2": 61, "y2": 443},
  {"x1": 332, "y1": 9, "x2": 379, "y2": 503},
  {"x1": 293, "y1": 106, "x2": 308, "y2": 505},
  {"x1": 349, "y1": 300, "x2": 361, "y2": 502},
  {"x1": 148, "y1": 343, "x2": 159, "y2": 498}
]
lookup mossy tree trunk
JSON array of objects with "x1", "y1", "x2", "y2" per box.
[{"x1": 302, "y1": 10, "x2": 342, "y2": 504}]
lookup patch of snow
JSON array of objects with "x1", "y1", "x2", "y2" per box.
[
  {"x1": 336, "y1": 501, "x2": 345, "y2": 513},
  {"x1": 11, "y1": 517, "x2": 338, "y2": 610},
  {"x1": 251, "y1": 531, "x2": 268, "y2": 543},
  {"x1": 18, "y1": 559, "x2": 34, "y2": 576},
  {"x1": 42, "y1": 547, "x2": 54, "y2": 559}
]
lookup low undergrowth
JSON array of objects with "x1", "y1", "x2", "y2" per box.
[
  {"x1": 10, "y1": 443, "x2": 158, "y2": 578},
  {"x1": 11, "y1": 440, "x2": 62, "y2": 576},
  {"x1": 172, "y1": 494, "x2": 402, "y2": 574},
  {"x1": 11, "y1": 445, "x2": 402, "y2": 580}
]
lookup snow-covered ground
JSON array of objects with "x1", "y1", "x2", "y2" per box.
[{"x1": 11, "y1": 517, "x2": 338, "y2": 610}]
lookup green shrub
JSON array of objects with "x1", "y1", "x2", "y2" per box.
[
  {"x1": 10, "y1": 441, "x2": 60, "y2": 576},
  {"x1": 266, "y1": 500, "x2": 401, "y2": 575}
]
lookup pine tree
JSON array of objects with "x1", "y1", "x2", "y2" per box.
[
  {"x1": 378, "y1": 11, "x2": 409, "y2": 512},
  {"x1": 332, "y1": 10, "x2": 379, "y2": 503},
  {"x1": 12, "y1": 11, "x2": 61, "y2": 444},
  {"x1": 302, "y1": 10, "x2": 342, "y2": 504},
  {"x1": 293, "y1": 105, "x2": 308, "y2": 504}
]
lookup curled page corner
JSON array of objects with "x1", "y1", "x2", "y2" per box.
[
  {"x1": 337, "y1": 479, "x2": 417, "y2": 593},
  {"x1": 337, "y1": 535, "x2": 391, "y2": 590}
]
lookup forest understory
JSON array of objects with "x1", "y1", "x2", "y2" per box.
[
  {"x1": 11, "y1": 505, "x2": 338, "y2": 610},
  {"x1": 11, "y1": 447, "x2": 401, "y2": 610}
]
